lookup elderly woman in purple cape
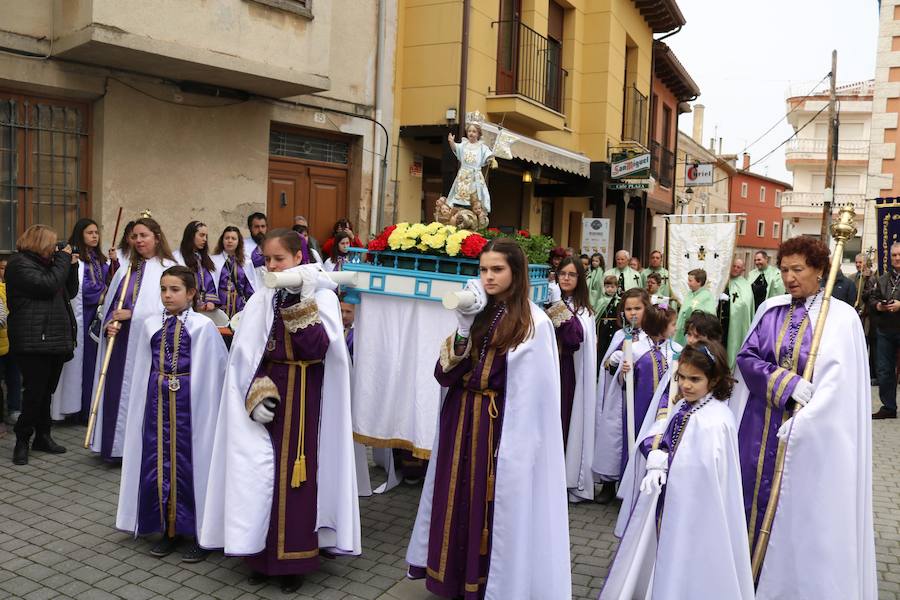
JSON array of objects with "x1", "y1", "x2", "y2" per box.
[
  {"x1": 200, "y1": 229, "x2": 359, "y2": 595},
  {"x1": 730, "y1": 236, "x2": 875, "y2": 599},
  {"x1": 406, "y1": 239, "x2": 571, "y2": 600},
  {"x1": 116, "y1": 266, "x2": 227, "y2": 562},
  {"x1": 545, "y1": 256, "x2": 598, "y2": 502}
]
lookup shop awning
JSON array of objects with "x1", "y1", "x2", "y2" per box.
[{"x1": 479, "y1": 122, "x2": 591, "y2": 178}]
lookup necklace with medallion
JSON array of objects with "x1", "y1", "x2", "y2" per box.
[{"x1": 162, "y1": 309, "x2": 189, "y2": 392}]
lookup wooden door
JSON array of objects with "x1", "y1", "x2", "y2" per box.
[
  {"x1": 267, "y1": 158, "x2": 347, "y2": 244},
  {"x1": 496, "y1": 0, "x2": 522, "y2": 94}
]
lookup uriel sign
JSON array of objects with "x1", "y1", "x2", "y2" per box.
[{"x1": 685, "y1": 163, "x2": 714, "y2": 186}]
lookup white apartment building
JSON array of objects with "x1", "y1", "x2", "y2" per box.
[{"x1": 782, "y1": 80, "x2": 873, "y2": 262}]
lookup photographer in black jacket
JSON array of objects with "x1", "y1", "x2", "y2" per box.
[{"x1": 6, "y1": 225, "x2": 78, "y2": 464}]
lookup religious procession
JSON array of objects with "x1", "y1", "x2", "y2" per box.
[{"x1": 0, "y1": 1, "x2": 894, "y2": 599}]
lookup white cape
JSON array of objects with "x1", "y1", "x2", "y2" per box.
[
  {"x1": 601, "y1": 397, "x2": 754, "y2": 600},
  {"x1": 406, "y1": 303, "x2": 572, "y2": 600},
  {"x1": 594, "y1": 331, "x2": 651, "y2": 481},
  {"x1": 566, "y1": 307, "x2": 597, "y2": 501},
  {"x1": 89, "y1": 257, "x2": 175, "y2": 457},
  {"x1": 199, "y1": 270, "x2": 360, "y2": 556},
  {"x1": 731, "y1": 296, "x2": 876, "y2": 600},
  {"x1": 615, "y1": 341, "x2": 681, "y2": 535},
  {"x1": 115, "y1": 311, "x2": 227, "y2": 534},
  {"x1": 51, "y1": 260, "x2": 89, "y2": 419}
]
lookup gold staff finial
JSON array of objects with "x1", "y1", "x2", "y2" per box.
[{"x1": 140, "y1": 208, "x2": 153, "y2": 219}]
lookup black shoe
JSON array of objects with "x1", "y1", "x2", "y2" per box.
[
  {"x1": 280, "y1": 574, "x2": 303, "y2": 593},
  {"x1": 32, "y1": 433, "x2": 66, "y2": 454},
  {"x1": 150, "y1": 535, "x2": 182, "y2": 557},
  {"x1": 596, "y1": 482, "x2": 617, "y2": 505},
  {"x1": 181, "y1": 542, "x2": 209, "y2": 563},
  {"x1": 873, "y1": 407, "x2": 897, "y2": 420},
  {"x1": 12, "y1": 436, "x2": 29, "y2": 465},
  {"x1": 247, "y1": 571, "x2": 267, "y2": 586}
]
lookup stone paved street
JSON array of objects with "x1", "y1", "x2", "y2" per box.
[{"x1": 0, "y1": 392, "x2": 896, "y2": 599}]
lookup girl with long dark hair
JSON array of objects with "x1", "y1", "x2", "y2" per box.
[
  {"x1": 406, "y1": 238, "x2": 571, "y2": 599},
  {"x1": 174, "y1": 221, "x2": 219, "y2": 312},
  {"x1": 545, "y1": 256, "x2": 597, "y2": 502},
  {"x1": 89, "y1": 217, "x2": 176, "y2": 462},
  {"x1": 51, "y1": 218, "x2": 118, "y2": 422},
  {"x1": 213, "y1": 226, "x2": 256, "y2": 318},
  {"x1": 324, "y1": 231, "x2": 352, "y2": 272}
]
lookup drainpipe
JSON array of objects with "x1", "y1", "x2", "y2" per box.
[
  {"x1": 372, "y1": 0, "x2": 388, "y2": 233},
  {"x1": 458, "y1": 0, "x2": 471, "y2": 138}
]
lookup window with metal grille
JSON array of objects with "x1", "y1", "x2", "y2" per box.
[
  {"x1": 269, "y1": 130, "x2": 349, "y2": 165},
  {"x1": 0, "y1": 93, "x2": 90, "y2": 253}
]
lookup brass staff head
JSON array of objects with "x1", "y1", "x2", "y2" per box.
[{"x1": 831, "y1": 205, "x2": 857, "y2": 242}]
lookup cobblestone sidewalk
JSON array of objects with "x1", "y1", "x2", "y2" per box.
[{"x1": 0, "y1": 393, "x2": 897, "y2": 599}]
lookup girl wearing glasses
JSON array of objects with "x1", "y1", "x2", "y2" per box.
[
  {"x1": 545, "y1": 257, "x2": 597, "y2": 502},
  {"x1": 601, "y1": 341, "x2": 753, "y2": 599}
]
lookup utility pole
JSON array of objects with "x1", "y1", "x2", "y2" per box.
[{"x1": 820, "y1": 50, "x2": 838, "y2": 239}]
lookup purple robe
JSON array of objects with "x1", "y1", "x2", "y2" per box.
[
  {"x1": 101, "y1": 258, "x2": 145, "y2": 461},
  {"x1": 408, "y1": 325, "x2": 509, "y2": 599},
  {"x1": 244, "y1": 292, "x2": 330, "y2": 576},
  {"x1": 78, "y1": 254, "x2": 115, "y2": 418},
  {"x1": 190, "y1": 254, "x2": 219, "y2": 306},
  {"x1": 216, "y1": 256, "x2": 255, "y2": 318},
  {"x1": 622, "y1": 343, "x2": 667, "y2": 471},
  {"x1": 553, "y1": 307, "x2": 584, "y2": 446},
  {"x1": 735, "y1": 301, "x2": 811, "y2": 558},
  {"x1": 345, "y1": 327, "x2": 354, "y2": 360},
  {"x1": 251, "y1": 246, "x2": 265, "y2": 269},
  {"x1": 136, "y1": 316, "x2": 196, "y2": 537}
]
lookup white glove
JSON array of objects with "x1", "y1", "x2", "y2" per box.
[
  {"x1": 608, "y1": 350, "x2": 624, "y2": 367},
  {"x1": 776, "y1": 416, "x2": 795, "y2": 441},
  {"x1": 456, "y1": 310, "x2": 476, "y2": 338},
  {"x1": 791, "y1": 379, "x2": 814, "y2": 407},
  {"x1": 299, "y1": 266, "x2": 319, "y2": 302},
  {"x1": 548, "y1": 282, "x2": 562, "y2": 303},
  {"x1": 460, "y1": 279, "x2": 487, "y2": 315},
  {"x1": 720, "y1": 292, "x2": 730, "y2": 301},
  {"x1": 639, "y1": 450, "x2": 669, "y2": 495},
  {"x1": 251, "y1": 398, "x2": 277, "y2": 424}
]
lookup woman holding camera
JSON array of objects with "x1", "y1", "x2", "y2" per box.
[{"x1": 5, "y1": 224, "x2": 78, "y2": 465}]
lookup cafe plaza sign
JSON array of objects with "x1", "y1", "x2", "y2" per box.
[{"x1": 610, "y1": 151, "x2": 650, "y2": 190}]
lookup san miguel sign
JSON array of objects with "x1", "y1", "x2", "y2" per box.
[{"x1": 611, "y1": 152, "x2": 651, "y2": 179}]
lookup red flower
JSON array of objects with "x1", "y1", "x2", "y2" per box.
[
  {"x1": 517, "y1": 229, "x2": 530, "y2": 237},
  {"x1": 487, "y1": 227, "x2": 501, "y2": 234},
  {"x1": 460, "y1": 234, "x2": 488, "y2": 258},
  {"x1": 367, "y1": 224, "x2": 396, "y2": 251}
]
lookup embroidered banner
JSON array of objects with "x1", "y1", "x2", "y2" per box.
[
  {"x1": 876, "y1": 198, "x2": 900, "y2": 274},
  {"x1": 667, "y1": 216, "x2": 738, "y2": 303}
]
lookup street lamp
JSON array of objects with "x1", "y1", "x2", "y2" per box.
[{"x1": 678, "y1": 186, "x2": 694, "y2": 214}]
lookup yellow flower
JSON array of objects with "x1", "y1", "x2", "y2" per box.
[
  {"x1": 422, "y1": 231, "x2": 448, "y2": 249},
  {"x1": 387, "y1": 223, "x2": 410, "y2": 250},
  {"x1": 446, "y1": 230, "x2": 469, "y2": 257},
  {"x1": 425, "y1": 222, "x2": 443, "y2": 234},
  {"x1": 407, "y1": 223, "x2": 426, "y2": 239},
  {"x1": 417, "y1": 241, "x2": 429, "y2": 252}
]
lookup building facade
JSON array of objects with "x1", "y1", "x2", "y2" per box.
[
  {"x1": 391, "y1": 0, "x2": 687, "y2": 257},
  {"x1": 782, "y1": 79, "x2": 872, "y2": 263},
  {"x1": 674, "y1": 105, "x2": 734, "y2": 217},
  {"x1": 730, "y1": 153, "x2": 791, "y2": 268},
  {"x1": 0, "y1": 0, "x2": 392, "y2": 252},
  {"x1": 866, "y1": 0, "x2": 900, "y2": 253}
]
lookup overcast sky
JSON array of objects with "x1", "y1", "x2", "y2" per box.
[{"x1": 666, "y1": 0, "x2": 879, "y2": 184}]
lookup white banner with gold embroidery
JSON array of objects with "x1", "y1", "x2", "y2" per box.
[{"x1": 666, "y1": 215, "x2": 739, "y2": 304}]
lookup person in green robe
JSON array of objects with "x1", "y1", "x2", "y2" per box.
[
  {"x1": 674, "y1": 268, "x2": 718, "y2": 346},
  {"x1": 749, "y1": 250, "x2": 785, "y2": 311},
  {"x1": 587, "y1": 252, "x2": 606, "y2": 310},
  {"x1": 717, "y1": 259, "x2": 754, "y2": 367},
  {"x1": 641, "y1": 249, "x2": 670, "y2": 297},
  {"x1": 604, "y1": 250, "x2": 642, "y2": 294}
]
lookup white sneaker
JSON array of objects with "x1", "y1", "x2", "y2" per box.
[{"x1": 4, "y1": 411, "x2": 20, "y2": 426}]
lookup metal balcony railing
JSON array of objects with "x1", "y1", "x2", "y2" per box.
[
  {"x1": 494, "y1": 20, "x2": 567, "y2": 113},
  {"x1": 785, "y1": 138, "x2": 869, "y2": 158},
  {"x1": 623, "y1": 85, "x2": 647, "y2": 144},
  {"x1": 650, "y1": 140, "x2": 675, "y2": 189}
]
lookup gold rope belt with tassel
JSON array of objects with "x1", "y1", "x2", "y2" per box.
[
  {"x1": 272, "y1": 357, "x2": 323, "y2": 488},
  {"x1": 479, "y1": 389, "x2": 499, "y2": 556}
]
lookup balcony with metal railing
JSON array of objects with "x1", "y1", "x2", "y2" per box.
[
  {"x1": 650, "y1": 140, "x2": 675, "y2": 189},
  {"x1": 785, "y1": 138, "x2": 869, "y2": 162},
  {"x1": 623, "y1": 85, "x2": 648, "y2": 144},
  {"x1": 487, "y1": 20, "x2": 568, "y2": 131},
  {"x1": 781, "y1": 191, "x2": 867, "y2": 214}
]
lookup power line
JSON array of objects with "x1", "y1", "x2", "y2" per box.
[{"x1": 740, "y1": 73, "x2": 830, "y2": 154}]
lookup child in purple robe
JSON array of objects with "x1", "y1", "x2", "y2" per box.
[
  {"x1": 601, "y1": 341, "x2": 753, "y2": 599},
  {"x1": 199, "y1": 229, "x2": 359, "y2": 595},
  {"x1": 213, "y1": 226, "x2": 255, "y2": 318},
  {"x1": 116, "y1": 266, "x2": 227, "y2": 562},
  {"x1": 174, "y1": 221, "x2": 219, "y2": 311},
  {"x1": 407, "y1": 238, "x2": 571, "y2": 600}
]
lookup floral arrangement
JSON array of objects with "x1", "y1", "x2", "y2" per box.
[
  {"x1": 368, "y1": 222, "x2": 556, "y2": 265},
  {"x1": 367, "y1": 222, "x2": 488, "y2": 258}
]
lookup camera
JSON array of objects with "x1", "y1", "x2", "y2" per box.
[{"x1": 55, "y1": 241, "x2": 67, "y2": 252}]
